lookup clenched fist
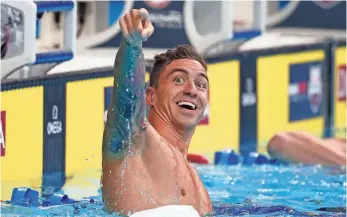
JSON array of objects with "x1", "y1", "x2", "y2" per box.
[{"x1": 119, "y1": 8, "x2": 154, "y2": 46}]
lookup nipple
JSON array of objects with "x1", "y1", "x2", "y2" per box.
[{"x1": 181, "y1": 188, "x2": 186, "y2": 196}]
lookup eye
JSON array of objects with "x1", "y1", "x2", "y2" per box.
[
  {"x1": 174, "y1": 77, "x2": 185, "y2": 84},
  {"x1": 196, "y1": 81, "x2": 208, "y2": 90}
]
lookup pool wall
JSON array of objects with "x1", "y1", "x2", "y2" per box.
[{"x1": 1, "y1": 39, "x2": 345, "y2": 201}]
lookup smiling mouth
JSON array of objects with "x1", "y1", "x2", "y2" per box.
[{"x1": 177, "y1": 101, "x2": 197, "y2": 110}]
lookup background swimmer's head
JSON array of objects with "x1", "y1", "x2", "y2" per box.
[{"x1": 146, "y1": 45, "x2": 209, "y2": 131}]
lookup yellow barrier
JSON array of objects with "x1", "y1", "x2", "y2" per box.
[
  {"x1": 1, "y1": 86, "x2": 44, "y2": 199},
  {"x1": 257, "y1": 50, "x2": 326, "y2": 154}
]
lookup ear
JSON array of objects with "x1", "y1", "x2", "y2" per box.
[{"x1": 146, "y1": 86, "x2": 156, "y2": 106}]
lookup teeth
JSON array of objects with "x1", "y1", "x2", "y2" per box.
[{"x1": 177, "y1": 101, "x2": 196, "y2": 109}]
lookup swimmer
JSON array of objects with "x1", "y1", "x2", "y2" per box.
[
  {"x1": 101, "y1": 8, "x2": 212, "y2": 216},
  {"x1": 267, "y1": 131, "x2": 346, "y2": 166}
]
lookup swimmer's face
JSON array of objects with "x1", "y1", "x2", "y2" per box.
[{"x1": 147, "y1": 59, "x2": 209, "y2": 129}]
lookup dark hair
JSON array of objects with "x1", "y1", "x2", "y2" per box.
[{"x1": 149, "y1": 44, "x2": 207, "y2": 87}]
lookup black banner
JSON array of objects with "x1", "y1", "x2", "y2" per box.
[
  {"x1": 239, "y1": 57, "x2": 257, "y2": 157},
  {"x1": 42, "y1": 83, "x2": 66, "y2": 195}
]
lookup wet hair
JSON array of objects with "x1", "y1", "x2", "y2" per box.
[{"x1": 149, "y1": 44, "x2": 207, "y2": 88}]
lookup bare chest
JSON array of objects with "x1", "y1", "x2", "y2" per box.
[
  {"x1": 145, "y1": 156, "x2": 199, "y2": 203},
  {"x1": 113, "y1": 150, "x2": 205, "y2": 207}
]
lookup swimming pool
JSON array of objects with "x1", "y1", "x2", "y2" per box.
[{"x1": 1, "y1": 164, "x2": 346, "y2": 216}]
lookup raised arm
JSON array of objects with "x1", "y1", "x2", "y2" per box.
[{"x1": 103, "y1": 9, "x2": 154, "y2": 158}]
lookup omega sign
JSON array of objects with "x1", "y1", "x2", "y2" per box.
[
  {"x1": 47, "y1": 105, "x2": 62, "y2": 135},
  {"x1": 241, "y1": 77, "x2": 256, "y2": 107}
]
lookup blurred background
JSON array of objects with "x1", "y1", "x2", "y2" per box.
[{"x1": 1, "y1": 0, "x2": 346, "y2": 203}]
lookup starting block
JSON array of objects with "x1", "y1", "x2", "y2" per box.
[{"x1": 1, "y1": 1, "x2": 76, "y2": 77}]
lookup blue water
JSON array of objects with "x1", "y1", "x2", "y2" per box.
[{"x1": 1, "y1": 164, "x2": 346, "y2": 216}]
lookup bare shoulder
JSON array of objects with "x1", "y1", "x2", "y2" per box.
[
  {"x1": 141, "y1": 123, "x2": 163, "y2": 149},
  {"x1": 139, "y1": 124, "x2": 177, "y2": 167},
  {"x1": 322, "y1": 138, "x2": 346, "y2": 153},
  {"x1": 142, "y1": 124, "x2": 166, "y2": 151}
]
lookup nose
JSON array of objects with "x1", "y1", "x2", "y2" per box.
[{"x1": 183, "y1": 81, "x2": 197, "y2": 97}]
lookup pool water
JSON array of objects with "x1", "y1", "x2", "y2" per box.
[{"x1": 1, "y1": 164, "x2": 346, "y2": 216}]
